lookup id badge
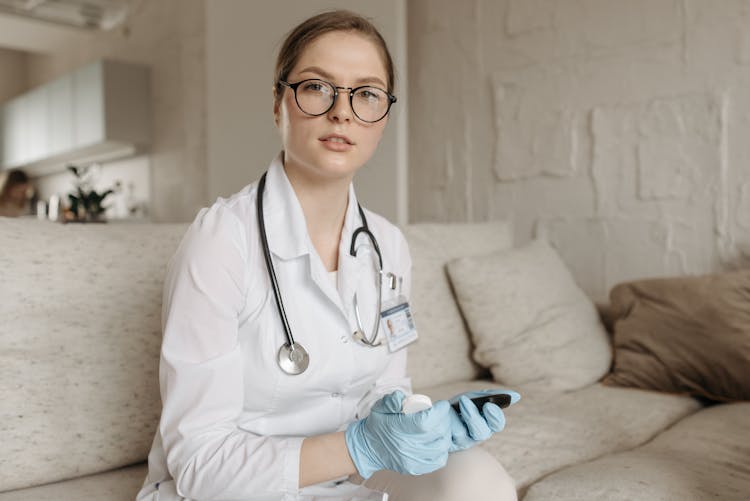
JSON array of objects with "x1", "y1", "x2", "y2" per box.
[{"x1": 380, "y1": 295, "x2": 419, "y2": 352}]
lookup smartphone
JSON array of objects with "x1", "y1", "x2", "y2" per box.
[{"x1": 449, "y1": 390, "x2": 519, "y2": 414}]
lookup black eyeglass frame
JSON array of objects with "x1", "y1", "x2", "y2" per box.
[{"x1": 278, "y1": 79, "x2": 397, "y2": 123}]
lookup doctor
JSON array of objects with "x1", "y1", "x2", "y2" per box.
[{"x1": 137, "y1": 10, "x2": 517, "y2": 501}]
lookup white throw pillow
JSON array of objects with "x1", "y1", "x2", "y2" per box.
[
  {"x1": 446, "y1": 239, "x2": 612, "y2": 392},
  {"x1": 402, "y1": 222, "x2": 513, "y2": 389}
]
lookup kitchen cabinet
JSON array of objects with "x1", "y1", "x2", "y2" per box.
[
  {"x1": 1, "y1": 96, "x2": 23, "y2": 167},
  {"x1": 73, "y1": 62, "x2": 104, "y2": 148},
  {"x1": 46, "y1": 75, "x2": 74, "y2": 157},
  {"x1": 0, "y1": 60, "x2": 150, "y2": 175},
  {"x1": 25, "y1": 86, "x2": 48, "y2": 164}
]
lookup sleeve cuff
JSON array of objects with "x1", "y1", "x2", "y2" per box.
[{"x1": 282, "y1": 435, "x2": 306, "y2": 495}]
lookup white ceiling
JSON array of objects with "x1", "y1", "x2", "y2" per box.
[
  {"x1": 0, "y1": 12, "x2": 92, "y2": 52},
  {"x1": 0, "y1": 0, "x2": 130, "y2": 53},
  {"x1": 0, "y1": 0, "x2": 129, "y2": 30}
]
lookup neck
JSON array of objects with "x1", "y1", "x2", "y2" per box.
[
  {"x1": 283, "y1": 166, "x2": 351, "y2": 232},
  {"x1": 282, "y1": 159, "x2": 353, "y2": 271}
]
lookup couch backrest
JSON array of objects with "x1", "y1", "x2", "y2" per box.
[
  {"x1": 402, "y1": 222, "x2": 513, "y2": 389},
  {"x1": 0, "y1": 218, "x2": 512, "y2": 491},
  {"x1": 0, "y1": 220, "x2": 188, "y2": 491}
]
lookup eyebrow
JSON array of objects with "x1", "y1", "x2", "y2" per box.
[{"x1": 296, "y1": 66, "x2": 387, "y2": 89}]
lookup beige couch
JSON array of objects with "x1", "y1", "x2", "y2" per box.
[{"x1": 1, "y1": 219, "x2": 748, "y2": 500}]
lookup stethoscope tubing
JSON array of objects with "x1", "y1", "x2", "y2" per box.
[
  {"x1": 257, "y1": 173, "x2": 298, "y2": 348},
  {"x1": 351, "y1": 220, "x2": 382, "y2": 269},
  {"x1": 257, "y1": 171, "x2": 384, "y2": 374}
]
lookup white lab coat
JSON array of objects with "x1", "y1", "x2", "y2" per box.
[{"x1": 136, "y1": 153, "x2": 413, "y2": 501}]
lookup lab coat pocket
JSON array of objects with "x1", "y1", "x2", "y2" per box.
[{"x1": 238, "y1": 288, "x2": 283, "y2": 415}]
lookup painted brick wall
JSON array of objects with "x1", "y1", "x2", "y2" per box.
[{"x1": 408, "y1": 0, "x2": 750, "y2": 300}]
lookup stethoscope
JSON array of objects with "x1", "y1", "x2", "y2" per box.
[{"x1": 256, "y1": 172, "x2": 384, "y2": 375}]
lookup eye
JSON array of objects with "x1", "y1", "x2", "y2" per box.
[
  {"x1": 356, "y1": 88, "x2": 383, "y2": 102},
  {"x1": 301, "y1": 80, "x2": 331, "y2": 94}
]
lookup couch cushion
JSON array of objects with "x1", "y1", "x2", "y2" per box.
[
  {"x1": 446, "y1": 239, "x2": 612, "y2": 391},
  {"x1": 0, "y1": 220, "x2": 187, "y2": 491},
  {"x1": 603, "y1": 270, "x2": 750, "y2": 402},
  {"x1": 523, "y1": 402, "x2": 750, "y2": 500},
  {"x1": 417, "y1": 380, "x2": 702, "y2": 492},
  {"x1": 402, "y1": 222, "x2": 513, "y2": 389},
  {"x1": 0, "y1": 462, "x2": 147, "y2": 501}
]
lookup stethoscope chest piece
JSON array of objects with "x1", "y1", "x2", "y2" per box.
[{"x1": 278, "y1": 342, "x2": 309, "y2": 375}]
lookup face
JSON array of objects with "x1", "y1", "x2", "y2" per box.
[
  {"x1": 274, "y1": 31, "x2": 391, "y2": 182},
  {"x1": 9, "y1": 182, "x2": 32, "y2": 205}
]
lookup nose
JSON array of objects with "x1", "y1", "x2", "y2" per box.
[{"x1": 328, "y1": 89, "x2": 353, "y2": 122}]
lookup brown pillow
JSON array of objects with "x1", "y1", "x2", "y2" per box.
[{"x1": 602, "y1": 270, "x2": 750, "y2": 402}]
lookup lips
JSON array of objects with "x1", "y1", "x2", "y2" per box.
[{"x1": 319, "y1": 134, "x2": 354, "y2": 145}]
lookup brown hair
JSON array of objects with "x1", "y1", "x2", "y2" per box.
[
  {"x1": 273, "y1": 10, "x2": 395, "y2": 105},
  {"x1": 0, "y1": 169, "x2": 29, "y2": 203}
]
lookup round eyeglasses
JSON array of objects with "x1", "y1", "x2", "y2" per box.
[{"x1": 278, "y1": 79, "x2": 397, "y2": 123}]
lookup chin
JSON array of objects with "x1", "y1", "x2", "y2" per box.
[
  {"x1": 311, "y1": 151, "x2": 363, "y2": 178},
  {"x1": 285, "y1": 144, "x2": 368, "y2": 181}
]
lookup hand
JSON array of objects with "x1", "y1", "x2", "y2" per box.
[
  {"x1": 345, "y1": 390, "x2": 452, "y2": 479},
  {"x1": 448, "y1": 395, "x2": 506, "y2": 453}
]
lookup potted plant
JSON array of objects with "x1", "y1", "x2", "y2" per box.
[{"x1": 64, "y1": 164, "x2": 116, "y2": 223}]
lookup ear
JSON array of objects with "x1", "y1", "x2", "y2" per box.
[
  {"x1": 272, "y1": 87, "x2": 281, "y2": 127},
  {"x1": 273, "y1": 102, "x2": 280, "y2": 127}
]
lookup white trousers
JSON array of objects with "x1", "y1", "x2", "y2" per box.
[
  {"x1": 141, "y1": 447, "x2": 517, "y2": 500},
  {"x1": 354, "y1": 447, "x2": 518, "y2": 501}
]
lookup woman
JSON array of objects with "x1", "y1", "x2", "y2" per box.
[
  {"x1": 0, "y1": 169, "x2": 33, "y2": 217},
  {"x1": 137, "y1": 10, "x2": 516, "y2": 501}
]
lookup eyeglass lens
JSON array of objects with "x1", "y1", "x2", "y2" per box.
[{"x1": 294, "y1": 80, "x2": 391, "y2": 122}]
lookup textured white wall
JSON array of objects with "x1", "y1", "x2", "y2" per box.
[
  {"x1": 408, "y1": 0, "x2": 750, "y2": 300},
  {"x1": 25, "y1": 0, "x2": 206, "y2": 223}
]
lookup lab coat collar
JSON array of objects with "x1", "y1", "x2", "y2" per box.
[
  {"x1": 262, "y1": 152, "x2": 365, "y2": 317},
  {"x1": 263, "y1": 152, "x2": 362, "y2": 262},
  {"x1": 337, "y1": 189, "x2": 368, "y2": 314},
  {"x1": 262, "y1": 153, "x2": 311, "y2": 261}
]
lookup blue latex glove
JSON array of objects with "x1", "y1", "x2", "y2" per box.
[
  {"x1": 448, "y1": 390, "x2": 521, "y2": 453},
  {"x1": 345, "y1": 390, "x2": 452, "y2": 479}
]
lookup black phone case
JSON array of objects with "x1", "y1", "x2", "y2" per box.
[{"x1": 450, "y1": 393, "x2": 512, "y2": 413}]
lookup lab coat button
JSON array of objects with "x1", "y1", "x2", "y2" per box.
[
  {"x1": 331, "y1": 392, "x2": 341, "y2": 398},
  {"x1": 340, "y1": 335, "x2": 348, "y2": 344}
]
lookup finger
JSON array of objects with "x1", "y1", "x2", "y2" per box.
[
  {"x1": 459, "y1": 396, "x2": 491, "y2": 441},
  {"x1": 375, "y1": 390, "x2": 405, "y2": 414},
  {"x1": 449, "y1": 408, "x2": 470, "y2": 443},
  {"x1": 482, "y1": 402, "x2": 506, "y2": 432},
  {"x1": 431, "y1": 399, "x2": 451, "y2": 417},
  {"x1": 405, "y1": 399, "x2": 448, "y2": 435},
  {"x1": 419, "y1": 399, "x2": 450, "y2": 423}
]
